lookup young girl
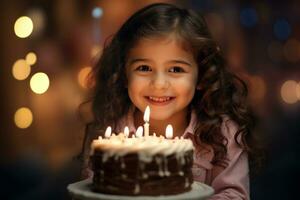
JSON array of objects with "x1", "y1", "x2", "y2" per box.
[{"x1": 80, "y1": 3, "x2": 260, "y2": 199}]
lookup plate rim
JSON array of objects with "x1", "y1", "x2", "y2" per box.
[{"x1": 67, "y1": 178, "x2": 214, "y2": 200}]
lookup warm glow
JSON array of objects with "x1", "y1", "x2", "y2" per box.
[
  {"x1": 12, "y1": 59, "x2": 31, "y2": 80},
  {"x1": 135, "y1": 126, "x2": 143, "y2": 138},
  {"x1": 78, "y1": 66, "x2": 92, "y2": 89},
  {"x1": 91, "y1": 45, "x2": 102, "y2": 58},
  {"x1": 30, "y1": 72, "x2": 50, "y2": 94},
  {"x1": 104, "y1": 126, "x2": 112, "y2": 138},
  {"x1": 14, "y1": 16, "x2": 34, "y2": 38},
  {"x1": 27, "y1": 8, "x2": 45, "y2": 35},
  {"x1": 124, "y1": 126, "x2": 129, "y2": 137},
  {"x1": 249, "y1": 75, "x2": 266, "y2": 101},
  {"x1": 296, "y1": 82, "x2": 300, "y2": 100},
  {"x1": 143, "y1": 106, "x2": 150, "y2": 122},
  {"x1": 14, "y1": 107, "x2": 33, "y2": 129},
  {"x1": 165, "y1": 124, "x2": 173, "y2": 139},
  {"x1": 25, "y1": 52, "x2": 37, "y2": 65},
  {"x1": 281, "y1": 80, "x2": 298, "y2": 104}
]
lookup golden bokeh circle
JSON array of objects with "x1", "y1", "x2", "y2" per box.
[
  {"x1": 14, "y1": 107, "x2": 33, "y2": 129},
  {"x1": 14, "y1": 16, "x2": 34, "y2": 38}
]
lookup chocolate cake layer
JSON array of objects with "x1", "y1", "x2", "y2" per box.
[{"x1": 90, "y1": 150, "x2": 194, "y2": 195}]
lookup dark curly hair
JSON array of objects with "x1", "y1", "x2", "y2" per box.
[{"x1": 81, "y1": 3, "x2": 263, "y2": 171}]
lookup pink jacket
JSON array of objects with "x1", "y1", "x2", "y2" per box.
[{"x1": 116, "y1": 109, "x2": 250, "y2": 200}]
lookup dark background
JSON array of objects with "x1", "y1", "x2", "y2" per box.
[{"x1": 1, "y1": 0, "x2": 299, "y2": 199}]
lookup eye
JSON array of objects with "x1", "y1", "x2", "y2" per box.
[
  {"x1": 135, "y1": 65, "x2": 152, "y2": 72},
  {"x1": 169, "y1": 66, "x2": 185, "y2": 73}
]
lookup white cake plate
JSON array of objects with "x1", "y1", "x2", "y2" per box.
[{"x1": 67, "y1": 178, "x2": 214, "y2": 200}]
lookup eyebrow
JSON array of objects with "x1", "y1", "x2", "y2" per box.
[{"x1": 128, "y1": 58, "x2": 192, "y2": 67}]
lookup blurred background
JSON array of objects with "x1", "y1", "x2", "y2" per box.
[{"x1": 1, "y1": 0, "x2": 299, "y2": 199}]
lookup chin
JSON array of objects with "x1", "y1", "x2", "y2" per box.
[{"x1": 150, "y1": 113, "x2": 172, "y2": 121}]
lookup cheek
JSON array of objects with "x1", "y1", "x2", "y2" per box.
[
  {"x1": 174, "y1": 79, "x2": 197, "y2": 100},
  {"x1": 127, "y1": 82, "x2": 138, "y2": 98},
  {"x1": 177, "y1": 76, "x2": 197, "y2": 92},
  {"x1": 127, "y1": 77, "x2": 146, "y2": 98}
]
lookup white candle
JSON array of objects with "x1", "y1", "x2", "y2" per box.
[
  {"x1": 124, "y1": 126, "x2": 129, "y2": 138},
  {"x1": 143, "y1": 106, "x2": 150, "y2": 137},
  {"x1": 159, "y1": 135, "x2": 164, "y2": 142},
  {"x1": 104, "y1": 126, "x2": 112, "y2": 138},
  {"x1": 135, "y1": 126, "x2": 144, "y2": 138},
  {"x1": 165, "y1": 124, "x2": 173, "y2": 139}
]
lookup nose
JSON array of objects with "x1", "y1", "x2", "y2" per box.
[{"x1": 150, "y1": 72, "x2": 169, "y2": 90}]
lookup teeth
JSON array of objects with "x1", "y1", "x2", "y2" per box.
[{"x1": 149, "y1": 96, "x2": 171, "y2": 102}]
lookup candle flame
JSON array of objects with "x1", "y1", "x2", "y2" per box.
[
  {"x1": 165, "y1": 124, "x2": 173, "y2": 139},
  {"x1": 124, "y1": 126, "x2": 129, "y2": 137},
  {"x1": 135, "y1": 126, "x2": 143, "y2": 138},
  {"x1": 104, "y1": 126, "x2": 112, "y2": 138},
  {"x1": 143, "y1": 106, "x2": 150, "y2": 122}
]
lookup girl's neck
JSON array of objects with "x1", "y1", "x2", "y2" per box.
[{"x1": 133, "y1": 108, "x2": 190, "y2": 138}]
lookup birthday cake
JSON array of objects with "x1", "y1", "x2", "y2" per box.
[{"x1": 90, "y1": 131, "x2": 194, "y2": 196}]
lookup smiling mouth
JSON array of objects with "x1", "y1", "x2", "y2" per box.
[{"x1": 146, "y1": 96, "x2": 175, "y2": 103}]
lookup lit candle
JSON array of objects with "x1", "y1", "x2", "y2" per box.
[
  {"x1": 104, "y1": 126, "x2": 112, "y2": 138},
  {"x1": 143, "y1": 106, "x2": 150, "y2": 137},
  {"x1": 159, "y1": 135, "x2": 165, "y2": 142},
  {"x1": 124, "y1": 126, "x2": 129, "y2": 138},
  {"x1": 165, "y1": 124, "x2": 173, "y2": 139},
  {"x1": 135, "y1": 126, "x2": 144, "y2": 138},
  {"x1": 98, "y1": 136, "x2": 102, "y2": 140}
]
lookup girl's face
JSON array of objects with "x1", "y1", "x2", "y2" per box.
[{"x1": 125, "y1": 35, "x2": 198, "y2": 122}]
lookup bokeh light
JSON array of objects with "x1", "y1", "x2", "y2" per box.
[
  {"x1": 27, "y1": 8, "x2": 45, "y2": 36},
  {"x1": 14, "y1": 107, "x2": 33, "y2": 129},
  {"x1": 296, "y1": 82, "x2": 300, "y2": 101},
  {"x1": 25, "y1": 52, "x2": 37, "y2": 65},
  {"x1": 12, "y1": 59, "x2": 31, "y2": 80},
  {"x1": 78, "y1": 66, "x2": 92, "y2": 89},
  {"x1": 240, "y1": 7, "x2": 258, "y2": 28},
  {"x1": 273, "y1": 19, "x2": 291, "y2": 41},
  {"x1": 30, "y1": 72, "x2": 50, "y2": 94},
  {"x1": 14, "y1": 16, "x2": 34, "y2": 38},
  {"x1": 92, "y1": 7, "x2": 103, "y2": 18},
  {"x1": 280, "y1": 80, "x2": 298, "y2": 104},
  {"x1": 91, "y1": 45, "x2": 102, "y2": 58}
]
